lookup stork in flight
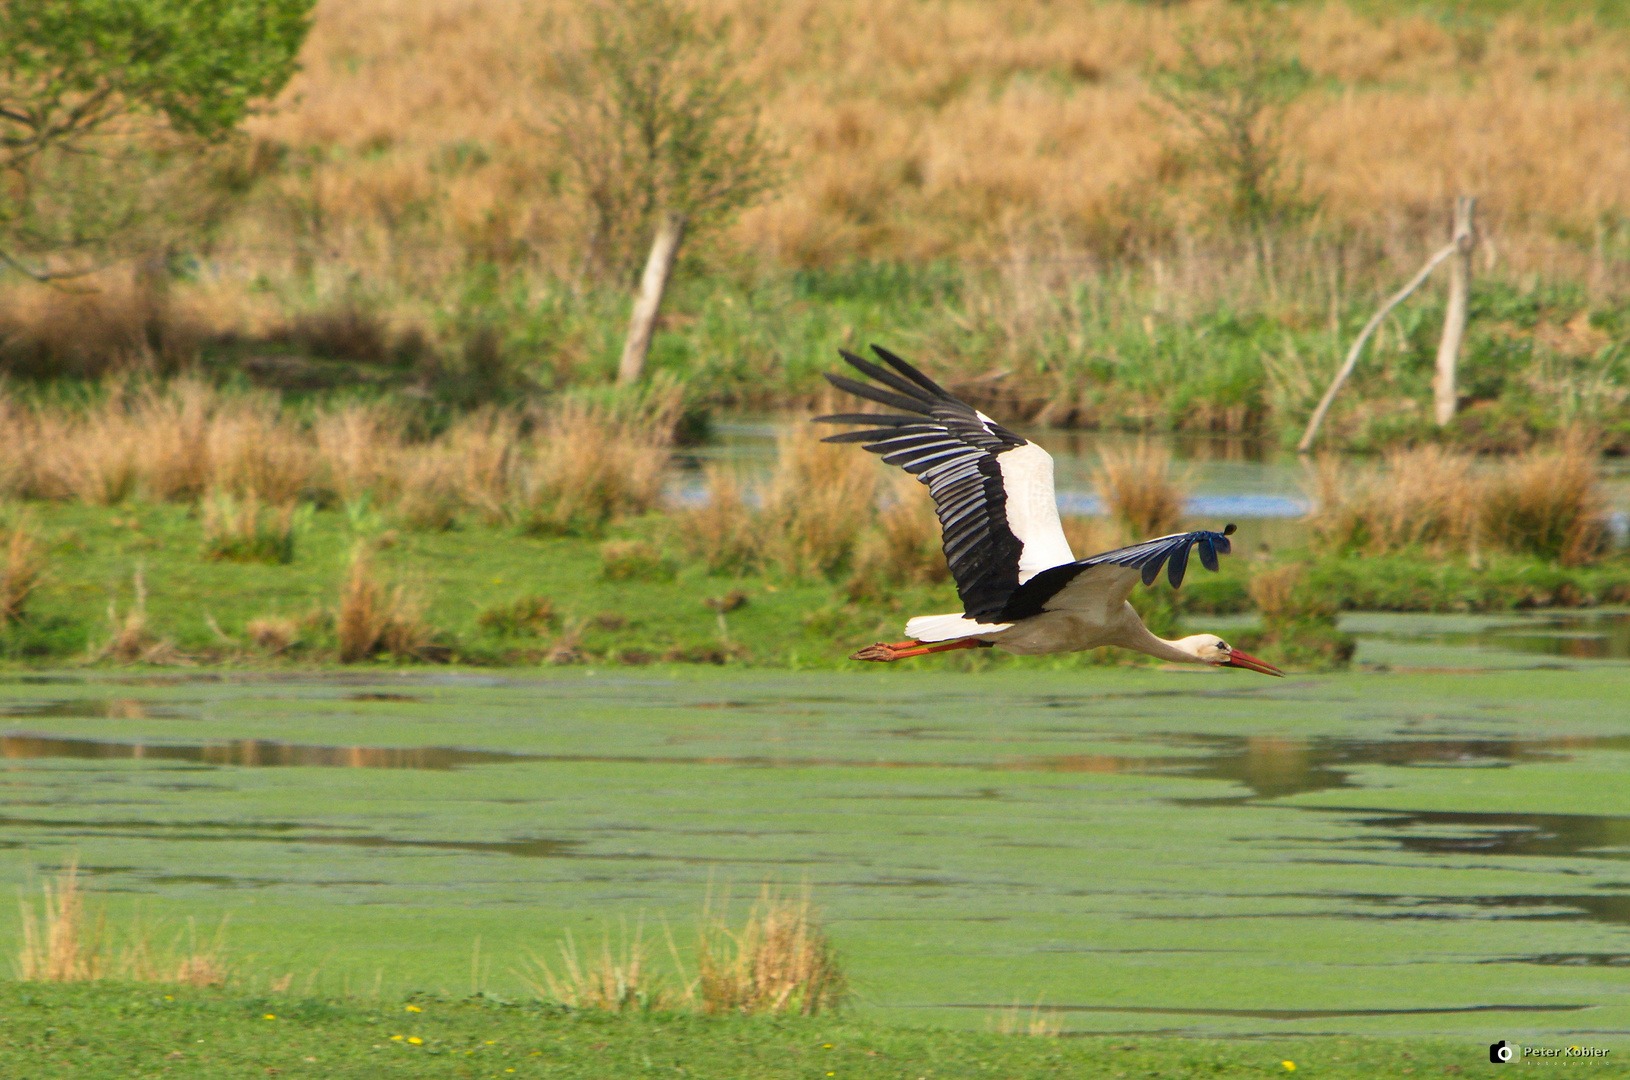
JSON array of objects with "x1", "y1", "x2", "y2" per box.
[{"x1": 817, "y1": 346, "x2": 1283, "y2": 676}]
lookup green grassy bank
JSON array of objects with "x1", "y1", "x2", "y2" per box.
[
  {"x1": 0, "y1": 984, "x2": 1591, "y2": 1079},
  {"x1": 3, "y1": 501, "x2": 1629, "y2": 669}
]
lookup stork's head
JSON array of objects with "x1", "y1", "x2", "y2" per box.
[{"x1": 1178, "y1": 634, "x2": 1284, "y2": 677}]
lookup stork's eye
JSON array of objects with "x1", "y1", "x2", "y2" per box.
[{"x1": 1217, "y1": 640, "x2": 1230, "y2": 651}]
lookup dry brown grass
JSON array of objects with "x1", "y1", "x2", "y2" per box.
[
  {"x1": 1094, "y1": 440, "x2": 1189, "y2": 542},
  {"x1": 671, "y1": 466, "x2": 759, "y2": 574},
  {"x1": 314, "y1": 402, "x2": 405, "y2": 505},
  {"x1": 1479, "y1": 432, "x2": 1607, "y2": 566},
  {"x1": 694, "y1": 885, "x2": 846, "y2": 1017},
  {"x1": 17, "y1": 862, "x2": 229, "y2": 986},
  {"x1": 246, "y1": 616, "x2": 300, "y2": 655},
  {"x1": 440, "y1": 409, "x2": 523, "y2": 524},
  {"x1": 759, "y1": 426, "x2": 880, "y2": 578},
  {"x1": 989, "y1": 1001, "x2": 1063, "y2": 1037},
  {"x1": 17, "y1": 861, "x2": 103, "y2": 982},
  {"x1": 336, "y1": 548, "x2": 440, "y2": 662},
  {"x1": 1307, "y1": 438, "x2": 1609, "y2": 563},
  {"x1": 1307, "y1": 445, "x2": 1479, "y2": 555},
  {"x1": 0, "y1": 513, "x2": 43, "y2": 625},
  {"x1": 97, "y1": 568, "x2": 185, "y2": 664},
  {"x1": 209, "y1": 0, "x2": 1630, "y2": 283},
  {"x1": 520, "y1": 920, "x2": 668, "y2": 1013},
  {"x1": 514, "y1": 386, "x2": 681, "y2": 535},
  {"x1": 521, "y1": 886, "x2": 846, "y2": 1017},
  {"x1": 846, "y1": 472, "x2": 948, "y2": 593}
]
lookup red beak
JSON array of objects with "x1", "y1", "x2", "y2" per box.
[{"x1": 1223, "y1": 648, "x2": 1284, "y2": 677}]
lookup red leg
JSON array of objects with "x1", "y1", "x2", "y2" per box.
[{"x1": 851, "y1": 638, "x2": 982, "y2": 662}]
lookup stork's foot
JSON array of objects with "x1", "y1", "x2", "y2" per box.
[
  {"x1": 851, "y1": 641, "x2": 917, "y2": 662},
  {"x1": 851, "y1": 638, "x2": 981, "y2": 662}
]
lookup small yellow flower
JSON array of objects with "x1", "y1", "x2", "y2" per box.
[
  {"x1": 823, "y1": 1044, "x2": 834, "y2": 1049},
  {"x1": 485, "y1": 1040, "x2": 497, "y2": 1045},
  {"x1": 263, "y1": 1014, "x2": 276, "y2": 1020},
  {"x1": 407, "y1": 1036, "x2": 423, "y2": 1046},
  {"x1": 390, "y1": 1035, "x2": 404, "y2": 1041},
  {"x1": 1282, "y1": 1063, "x2": 1296, "y2": 1072},
  {"x1": 163, "y1": 996, "x2": 173, "y2": 1001},
  {"x1": 405, "y1": 1005, "x2": 422, "y2": 1013}
]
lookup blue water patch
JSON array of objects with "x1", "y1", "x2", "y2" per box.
[{"x1": 1055, "y1": 492, "x2": 1308, "y2": 519}]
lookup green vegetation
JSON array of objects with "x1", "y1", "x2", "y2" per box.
[
  {"x1": 3, "y1": 497, "x2": 1630, "y2": 669},
  {"x1": 0, "y1": 984, "x2": 1588, "y2": 1079}
]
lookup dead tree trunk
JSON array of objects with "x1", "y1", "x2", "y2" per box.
[
  {"x1": 617, "y1": 212, "x2": 687, "y2": 385},
  {"x1": 1433, "y1": 196, "x2": 1477, "y2": 427}
]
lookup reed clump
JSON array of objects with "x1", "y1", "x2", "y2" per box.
[
  {"x1": 1479, "y1": 434, "x2": 1607, "y2": 566},
  {"x1": 670, "y1": 466, "x2": 758, "y2": 574},
  {"x1": 1094, "y1": 441, "x2": 1188, "y2": 542},
  {"x1": 1307, "y1": 440, "x2": 1609, "y2": 565},
  {"x1": 336, "y1": 549, "x2": 442, "y2": 662},
  {"x1": 16, "y1": 862, "x2": 229, "y2": 986},
  {"x1": 522, "y1": 885, "x2": 846, "y2": 1017},
  {"x1": 694, "y1": 886, "x2": 846, "y2": 1017},
  {"x1": 758, "y1": 428, "x2": 879, "y2": 579},
  {"x1": 0, "y1": 513, "x2": 43, "y2": 625},
  {"x1": 513, "y1": 385, "x2": 681, "y2": 536}
]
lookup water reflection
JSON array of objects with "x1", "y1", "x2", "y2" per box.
[{"x1": 1363, "y1": 611, "x2": 1630, "y2": 661}]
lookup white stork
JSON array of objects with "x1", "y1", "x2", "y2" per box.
[{"x1": 818, "y1": 346, "x2": 1283, "y2": 676}]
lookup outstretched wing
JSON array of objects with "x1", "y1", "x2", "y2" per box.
[
  {"x1": 815, "y1": 345, "x2": 1076, "y2": 621},
  {"x1": 997, "y1": 526, "x2": 1239, "y2": 622}
]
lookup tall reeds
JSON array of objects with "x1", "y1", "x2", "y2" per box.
[
  {"x1": 1094, "y1": 440, "x2": 1188, "y2": 542},
  {"x1": 16, "y1": 861, "x2": 229, "y2": 986},
  {"x1": 1307, "y1": 437, "x2": 1609, "y2": 566},
  {"x1": 514, "y1": 383, "x2": 681, "y2": 535}
]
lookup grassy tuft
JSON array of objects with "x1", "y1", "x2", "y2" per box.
[
  {"x1": 695, "y1": 886, "x2": 846, "y2": 1018},
  {"x1": 200, "y1": 491, "x2": 300, "y2": 564}
]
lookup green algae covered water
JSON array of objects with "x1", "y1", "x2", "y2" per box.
[{"x1": 1, "y1": 628, "x2": 1628, "y2": 1047}]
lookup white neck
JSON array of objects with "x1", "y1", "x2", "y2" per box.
[{"x1": 1116, "y1": 619, "x2": 1209, "y2": 665}]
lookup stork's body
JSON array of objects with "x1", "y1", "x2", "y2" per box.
[{"x1": 819, "y1": 347, "x2": 1283, "y2": 677}]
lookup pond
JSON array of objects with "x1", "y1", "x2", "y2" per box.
[{"x1": 1, "y1": 624, "x2": 1628, "y2": 1044}]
